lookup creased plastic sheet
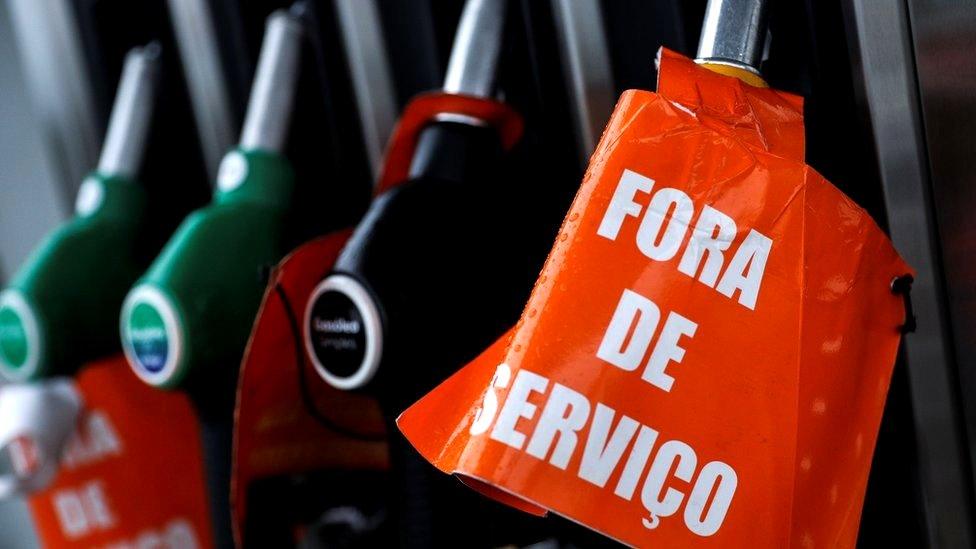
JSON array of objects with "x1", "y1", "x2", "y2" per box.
[{"x1": 398, "y1": 49, "x2": 912, "y2": 548}]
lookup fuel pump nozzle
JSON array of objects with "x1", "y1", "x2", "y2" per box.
[
  {"x1": 695, "y1": 0, "x2": 770, "y2": 87},
  {"x1": 0, "y1": 45, "x2": 161, "y2": 381},
  {"x1": 303, "y1": 2, "x2": 550, "y2": 544},
  {"x1": 121, "y1": 10, "x2": 303, "y2": 390},
  {"x1": 118, "y1": 16, "x2": 303, "y2": 548},
  {"x1": 306, "y1": 0, "x2": 513, "y2": 394}
]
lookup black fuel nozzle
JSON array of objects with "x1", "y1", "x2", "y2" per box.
[{"x1": 304, "y1": 0, "x2": 515, "y2": 403}]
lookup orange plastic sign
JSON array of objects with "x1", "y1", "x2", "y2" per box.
[
  {"x1": 28, "y1": 356, "x2": 213, "y2": 548},
  {"x1": 231, "y1": 234, "x2": 387, "y2": 545},
  {"x1": 398, "y1": 48, "x2": 912, "y2": 547}
]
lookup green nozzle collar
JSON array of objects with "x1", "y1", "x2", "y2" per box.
[
  {"x1": 120, "y1": 285, "x2": 185, "y2": 389},
  {"x1": 0, "y1": 290, "x2": 43, "y2": 381},
  {"x1": 213, "y1": 149, "x2": 293, "y2": 209}
]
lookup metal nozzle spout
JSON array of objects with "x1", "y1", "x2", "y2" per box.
[
  {"x1": 442, "y1": 0, "x2": 508, "y2": 98},
  {"x1": 97, "y1": 43, "x2": 162, "y2": 178},
  {"x1": 695, "y1": 0, "x2": 769, "y2": 74},
  {"x1": 239, "y1": 10, "x2": 304, "y2": 153}
]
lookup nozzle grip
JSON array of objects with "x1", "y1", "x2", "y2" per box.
[
  {"x1": 121, "y1": 150, "x2": 293, "y2": 389},
  {"x1": 0, "y1": 174, "x2": 147, "y2": 380},
  {"x1": 318, "y1": 130, "x2": 518, "y2": 405}
]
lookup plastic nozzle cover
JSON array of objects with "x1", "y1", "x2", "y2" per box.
[
  {"x1": 0, "y1": 380, "x2": 82, "y2": 499},
  {"x1": 696, "y1": 0, "x2": 769, "y2": 73},
  {"x1": 97, "y1": 43, "x2": 161, "y2": 179},
  {"x1": 239, "y1": 10, "x2": 304, "y2": 153},
  {"x1": 443, "y1": 0, "x2": 508, "y2": 98}
]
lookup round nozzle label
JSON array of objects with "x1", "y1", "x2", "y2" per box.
[
  {"x1": 0, "y1": 291, "x2": 41, "y2": 381},
  {"x1": 121, "y1": 286, "x2": 183, "y2": 388},
  {"x1": 304, "y1": 275, "x2": 382, "y2": 390},
  {"x1": 128, "y1": 303, "x2": 168, "y2": 371}
]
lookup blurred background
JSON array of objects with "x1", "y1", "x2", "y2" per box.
[{"x1": 0, "y1": 0, "x2": 974, "y2": 547}]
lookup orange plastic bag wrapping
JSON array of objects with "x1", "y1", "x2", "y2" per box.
[
  {"x1": 398, "y1": 48, "x2": 912, "y2": 547},
  {"x1": 28, "y1": 357, "x2": 214, "y2": 548}
]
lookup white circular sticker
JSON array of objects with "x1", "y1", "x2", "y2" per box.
[
  {"x1": 304, "y1": 274, "x2": 384, "y2": 391},
  {"x1": 74, "y1": 178, "x2": 104, "y2": 216},
  {"x1": 120, "y1": 285, "x2": 185, "y2": 388},
  {"x1": 217, "y1": 152, "x2": 249, "y2": 192}
]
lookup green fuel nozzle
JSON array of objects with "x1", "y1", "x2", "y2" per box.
[
  {"x1": 0, "y1": 45, "x2": 161, "y2": 381},
  {"x1": 120, "y1": 10, "x2": 303, "y2": 389}
]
